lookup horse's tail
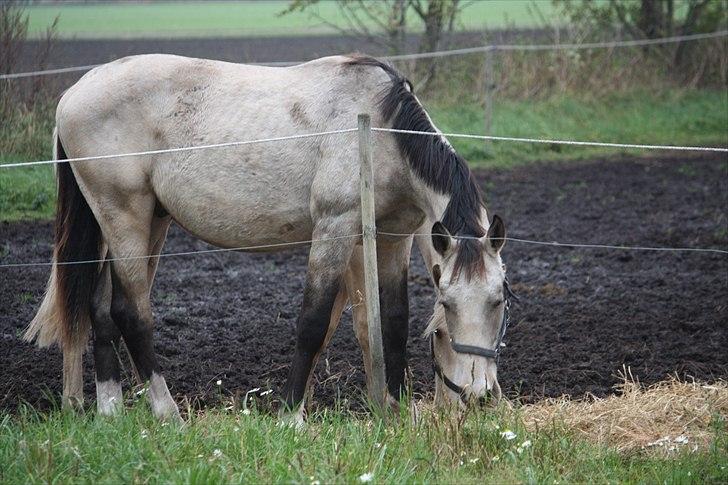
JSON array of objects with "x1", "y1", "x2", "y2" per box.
[{"x1": 24, "y1": 127, "x2": 102, "y2": 352}]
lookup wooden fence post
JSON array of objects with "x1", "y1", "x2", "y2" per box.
[
  {"x1": 484, "y1": 47, "x2": 494, "y2": 154},
  {"x1": 357, "y1": 113, "x2": 387, "y2": 413}
]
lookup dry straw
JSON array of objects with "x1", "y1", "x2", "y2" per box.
[{"x1": 521, "y1": 368, "x2": 727, "y2": 454}]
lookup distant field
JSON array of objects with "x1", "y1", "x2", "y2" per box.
[{"x1": 26, "y1": 0, "x2": 557, "y2": 39}]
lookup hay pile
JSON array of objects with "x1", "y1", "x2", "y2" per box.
[{"x1": 521, "y1": 371, "x2": 728, "y2": 454}]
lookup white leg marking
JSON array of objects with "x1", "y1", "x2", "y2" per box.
[
  {"x1": 148, "y1": 372, "x2": 182, "y2": 423},
  {"x1": 96, "y1": 379, "x2": 123, "y2": 416},
  {"x1": 278, "y1": 402, "x2": 305, "y2": 429}
]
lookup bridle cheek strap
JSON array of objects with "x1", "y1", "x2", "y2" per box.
[{"x1": 431, "y1": 337, "x2": 468, "y2": 398}]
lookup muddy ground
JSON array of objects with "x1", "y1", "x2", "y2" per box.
[{"x1": 1, "y1": 154, "x2": 727, "y2": 412}]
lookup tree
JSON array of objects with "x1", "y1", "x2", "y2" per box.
[
  {"x1": 557, "y1": 1, "x2": 727, "y2": 61},
  {"x1": 282, "y1": 0, "x2": 466, "y2": 84}
]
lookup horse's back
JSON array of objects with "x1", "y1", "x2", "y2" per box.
[{"x1": 56, "y1": 54, "x2": 407, "y2": 248}]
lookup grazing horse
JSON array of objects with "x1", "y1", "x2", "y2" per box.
[{"x1": 25, "y1": 54, "x2": 508, "y2": 422}]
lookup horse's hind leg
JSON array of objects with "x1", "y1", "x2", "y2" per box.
[
  {"x1": 91, "y1": 260, "x2": 123, "y2": 415},
  {"x1": 62, "y1": 341, "x2": 84, "y2": 410},
  {"x1": 95, "y1": 203, "x2": 179, "y2": 422}
]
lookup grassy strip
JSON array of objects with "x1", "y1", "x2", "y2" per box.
[
  {"x1": 1, "y1": 89, "x2": 726, "y2": 222},
  {"x1": 25, "y1": 1, "x2": 556, "y2": 39},
  {"x1": 427, "y1": 89, "x2": 728, "y2": 168},
  {"x1": 0, "y1": 396, "x2": 725, "y2": 484}
]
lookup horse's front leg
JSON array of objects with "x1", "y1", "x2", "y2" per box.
[
  {"x1": 377, "y1": 237, "x2": 412, "y2": 401},
  {"x1": 347, "y1": 237, "x2": 412, "y2": 408},
  {"x1": 281, "y1": 217, "x2": 357, "y2": 425}
]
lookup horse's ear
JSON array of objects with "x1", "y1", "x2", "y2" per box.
[
  {"x1": 431, "y1": 221, "x2": 452, "y2": 256},
  {"x1": 486, "y1": 215, "x2": 506, "y2": 253}
]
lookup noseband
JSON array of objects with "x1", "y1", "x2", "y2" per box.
[{"x1": 430, "y1": 278, "x2": 518, "y2": 402}]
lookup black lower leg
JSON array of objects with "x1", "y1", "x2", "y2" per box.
[
  {"x1": 92, "y1": 314, "x2": 122, "y2": 383},
  {"x1": 109, "y1": 270, "x2": 160, "y2": 381},
  {"x1": 282, "y1": 279, "x2": 341, "y2": 409},
  {"x1": 379, "y1": 271, "x2": 409, "y2": 400}
]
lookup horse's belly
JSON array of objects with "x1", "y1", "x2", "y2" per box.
[{"x1": 153, "y1": 161, "x2": 315, "y2": 250}]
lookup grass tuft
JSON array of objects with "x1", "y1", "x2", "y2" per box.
[{"x1": 521, "y1": 370, "x2": 728, "y2": 455}]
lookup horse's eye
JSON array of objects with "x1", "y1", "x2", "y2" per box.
[{"x1": 492, "y1": 299, "x2": 503, "y2": 308}]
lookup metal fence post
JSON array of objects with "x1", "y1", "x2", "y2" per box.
[{"x1": 357, "y1": 113, "x2": 387, "y2": 413}]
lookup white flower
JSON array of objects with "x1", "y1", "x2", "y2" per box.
[
  {"x1": 212, "y1": 449, "x2": 223, "y2": 458},
  {"x1": 216, "y1": 379, "x2": 222, "y2": 386},
  {"x1": 492, "y1": 456, "x2": 500, "y2": 462},
  {"x1": 140, "y1": 429, "x2": 148, "y2": 439},
  {"x1": 500, "y1": 430, "x2": 517, "y2": 440},
  {"x1": 242, "y1": 408, "x2": 251, "y2": 415},
  {"x1": 469, "y1": 458, "x2": 479, "y2": 464},
  {"x1": 520, "y1": 440, "x2": 532, "y2": 449},
  {"x1": 233, "y1": 427, "x2": 240, "y2": 432},
  {"x1": 359, "y1": 472, "x2": 374, "y2": 483}
]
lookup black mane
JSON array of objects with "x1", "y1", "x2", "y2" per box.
[{"x1": 345, "y1": 56, "x2": 486, "y2": 277}]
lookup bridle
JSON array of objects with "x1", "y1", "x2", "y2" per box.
[{"x1": 430, "y1": 278, "x2": 518, "y2": 403}]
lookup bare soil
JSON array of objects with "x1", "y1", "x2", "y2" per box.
[{"x1": 1, "y1": 154, "x2": 726, "y2": 412}]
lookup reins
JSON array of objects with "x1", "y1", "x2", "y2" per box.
[{"x1": 430, "y1": 278, "x2": 518, "y2": 403}]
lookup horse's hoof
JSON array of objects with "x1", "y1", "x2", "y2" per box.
[{"x1": 278, "y1": 406, "x2": 306, "y2": 430}]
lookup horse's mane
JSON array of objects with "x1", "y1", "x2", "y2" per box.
[{"x1": 345, "y1": 55, "x2": 485, "y2": 278}]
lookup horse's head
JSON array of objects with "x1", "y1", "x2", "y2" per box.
[{"x1": 424, "y1": 215, "x2": 510, "y2": 406}]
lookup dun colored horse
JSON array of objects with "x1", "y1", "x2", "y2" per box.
[{"x1": 26, "y1": 54, "x2": 509, "y2": 423}]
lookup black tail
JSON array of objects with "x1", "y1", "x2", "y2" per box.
[{"x1": 54, "y1": 136, "x2": 102, "y2": 347}]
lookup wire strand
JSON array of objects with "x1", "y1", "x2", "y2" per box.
[
  {"x1": 0, "y1": 128, "x2": 357, "y2": 169},
  {"x1": 371, "y1": 127, "x2": 728, "y2": 153},
  {"x1": 0, "y1": 233, "x2": 363, "y2": 269},
  {"x1": 377, "y1": 232, "x2": 728, "y2": 255},
  {"x1": 384, "y1": 30, "x2": 728, "y2": 61},
  {"x1": 2, "y1": 30, "x2": 725, "y2": 80}
]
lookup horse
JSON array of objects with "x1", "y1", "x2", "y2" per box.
[{"x1": 24, "y1": 53, "x2": 509, "y2": 423}]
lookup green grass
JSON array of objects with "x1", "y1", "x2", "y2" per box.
[
  {"x1": 2, "y1": 89, "x2": 726, "y2": 222},
  {"x1": 427, "y1": 89, "x2": 728, "y2": 168},
  {"x1": 26, "y1": 1, "x2": 557, "y2": 39},
  {"x1": 1, "y1": 400, "x2": 726, "y2": 484}
]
